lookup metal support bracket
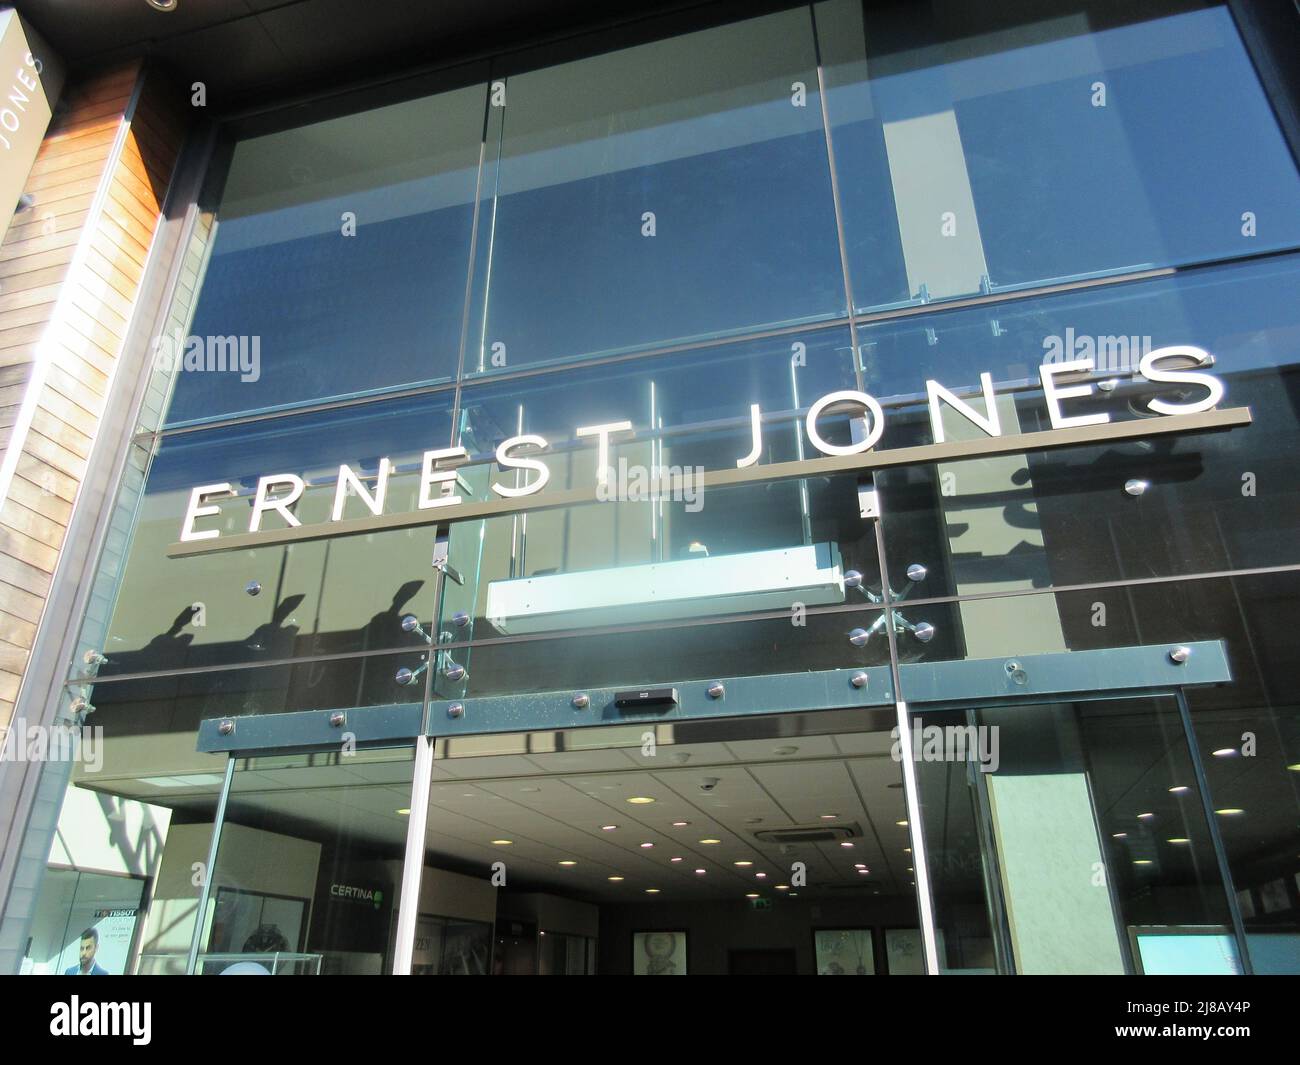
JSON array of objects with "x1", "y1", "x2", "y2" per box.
[{"x1": 195, "y1": 641, "x2": 1230, "y2": 752}]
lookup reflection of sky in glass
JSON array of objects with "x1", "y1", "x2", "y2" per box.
[
  {"x1": 164, "y1": 3, "x2": 1300, "y2": 431},
  {"x1": 829, "y1": 6, "x2": 1300, "y2": 310},
  {"x1": 148, "y1": 392, "x2": 455, "y2": 495},
  {"x1": 860, "y1": 254, "x2": 1300, "y2": 410}
]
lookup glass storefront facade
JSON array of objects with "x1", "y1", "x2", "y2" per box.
[{"x1": 2, "y1": 0, "x2": 1298, "y2": 975}]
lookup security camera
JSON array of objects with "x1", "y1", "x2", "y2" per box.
[{"x1": 698, "y1": 777, "x2": 720, "y2": 793}]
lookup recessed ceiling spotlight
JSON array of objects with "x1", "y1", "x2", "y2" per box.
[
  {"x1": 839, "y1": 841, "x2": 854, "y2": 848},
  {"x1": 1215, "y1": 808, "x2": 1245, "y2": 816},
  {"x1": 627, "y1": 796, "x2": 655, "y2": 805},
  {"x1": 857, "y1": 868, "x2": 870, "y2": 875},
  {"x1": 608, "y1": 876, "x2": 625, "y2": 881},
  {"x1": 1212, "y1": 748, "x2": 1238, "y2": 758},
  {"x1": 755, "y1": 872, "x2": 767, "y2": 878},
  {"x1": 699, "y1": 838, "x2": 722, "y2": 845},
  {"x1": 775, "y1": 884, "x2": 789, "y2": 891},
  {"x1": 395, "y1": 808, "x2": 410, "y2": 816},
  {"x1": 745, "y1": 893, "x2": 760, "y2": 899},
  {"x1": 1137, "y1": 812, "x2": 1156, "y2": 820},
  {"x1": 820, "y1": 814, "x2": 837, "y2": 820},
  {"x1": 491, "y1": 839, "x2": 512, "y2": 845},
  {"x1": 1167, "y1": 838, "x2": 1190, "y2": 844},
  {"x1": 1134, "y1": 859, "x2": 1154, "y2": 865},
  {"x1": 734, "y1": 860, "x2": 753, "y2": 867},
  {"x1": 558, "y1": 860, "x2": 577, "y2": 866},
  {"x1": 671, "y1": 820, "x2": 690, "y2": 827},
  {"x1": 645, "y1": 888, "x2": 660, "y2": 894},
  {"x1": 896, "y1": 820, "x2": 908, "y2": 827},
  {"x1": 639, "y1": 842, "x2": 655, "y2": 848},
  {"x1": 694, "y1": 868, "x2": 706, "y2": 875},
  {"x1": 601, "y1": 825, "x2": 618, "y2": 831},
  {"x1": 1113, "y1": 832, "x2": 1128, "y2": 839},
  {"x1": 1168, "y1": 785, "x2": 1190, "y2": 794},
  {"x1": 670, "y1": 856, "x2": 684, "y2": 863},
  {"x1": 903, "y1": 847, "x2": 911, "y2": 854},
  {"x1": 146, "y1": 0, "x2": 179, "y2": 11},
  {"x1": 854, "y1": 863, "x2": 866, "y2": 869}
]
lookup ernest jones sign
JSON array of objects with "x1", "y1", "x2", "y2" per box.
[{"x1": 169, "y1": 347, "x2": 1247, "y2": 557}]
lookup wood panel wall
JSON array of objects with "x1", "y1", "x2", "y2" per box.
[{"x1": 0, "y1": 63, "x2": 187, "y2": 732}]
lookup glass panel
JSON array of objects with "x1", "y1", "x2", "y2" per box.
[
  {"x1": 817, "y1": 0, "x2": 1300, "y2": 312},
  {"x1": 895, "y1": 574, "x2": 1296, "y2": 691},
  {"x1": 81, "y1": 394, "x2": 455, "y2": 679},
  {"x1": 874, "y1": 254, "x2": 1300, "y2": 598},
  {"x1": 438, "y1": 473, "x2": 881, "y2": 648},
  {"x1": 12, "y1": 688, "x2": 228, "y2": 976},
  {"x1": 910, "y1": 731, "x2": 998, "y2": 973},
  {"x1": 198, "y1": 746, "x2": 416, "y2": 975},
  {"x1": 445, "y1": 329, "x2": 871, "y2": 657},
  {"x1": 457, "y1": 327, "x2": 859, "y2": 469},
  {"x1": 164, "y1": 85, "x2": 486, "y2": 426},
  {"x1": 897, "y1": 572, "x2": 1300, "y2": 973},
  {"x1": 23, "y1": 870, "x2": 148, "y2": 977},
  {"x1": 467, "y1": 7, "x2": 845, "y2": 376},
  {"x1": 1079, "y1": 571, "x2": 1300, "y2": 974},
  {"x1": 916, "y1": 696, "x2": 1242, "y2": 974},
  {"x1": 456, "y1": 604, "x2": 888, "y2": 699},
  {"x1": 71, "y1": 653, "x2": 423, "y2": 722},
  {"x1": 1190, "y1": 702, "x2": 1300, "y2": 974}
]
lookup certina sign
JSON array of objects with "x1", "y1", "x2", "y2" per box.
[{"x1": 171, "y1": 348, "x2": 1246, "y2": 556}]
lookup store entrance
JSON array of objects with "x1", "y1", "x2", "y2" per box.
[
  {"x1": 190, "y1": 706, "x2": 920, "y2": 975},
  {"x1": 182, "y1": 642, "x2": 1243, "y2": 975},
  {"x1": 414, "y1": 706, "x2": 918, "y2": 975}
]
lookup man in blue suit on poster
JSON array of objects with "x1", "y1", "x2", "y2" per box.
[{"x1": 64, "y1": 928, "x2": 110, "y2": 975}]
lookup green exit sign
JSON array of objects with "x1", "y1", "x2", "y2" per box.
[{"x1": 749, "y1": 897, "x2": 772, "y2": 911}]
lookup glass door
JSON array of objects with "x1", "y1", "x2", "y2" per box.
[
  {"x1": 911, "y1": 694, "x2": 1247, "y2": 975},
  {"x1": 191, "y1": 745, "x2": 418, "y2": 975}
]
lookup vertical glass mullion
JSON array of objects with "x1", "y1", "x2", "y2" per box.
[
  {"x1": 391, "y1": 736, "x2": 434, "y2": 974},
  {"x1": 448, "y1": 77, "x2": 497, "y2": 444},
  {"x1": 967, "y1": 707, "x2": 1015, "y2": 974},
  {"x1": 1175, "y1": 688, "x2": 1254, "y2": 974},
  {"x1": 185, "y1": 753, "x2": 235, "y2": 975}
]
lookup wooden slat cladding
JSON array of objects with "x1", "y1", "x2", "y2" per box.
[
  {"x1": 0, "y1": 68, "x2": 133, "y2": 452},
  {"x1": 0, "y1": 64, "x2": 188, "y2": 729}
]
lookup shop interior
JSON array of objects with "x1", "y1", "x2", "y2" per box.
[{"x1": 25, "y1": 706, "x2": 931, "y2": 975}]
